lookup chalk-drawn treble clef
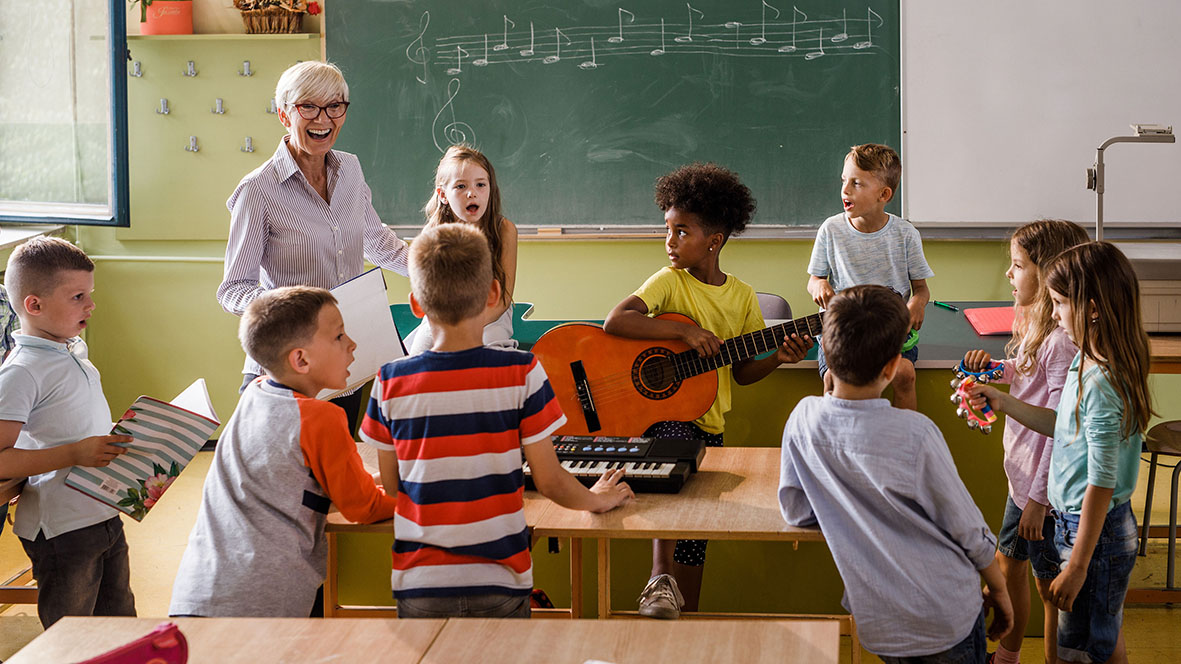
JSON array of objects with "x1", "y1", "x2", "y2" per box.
[
  {"x1": 405, "y1": 11, "x2": 430, "y2": 84},
  {"x1": 432, "y1": 78, "x2": 475, "y2": 154}
]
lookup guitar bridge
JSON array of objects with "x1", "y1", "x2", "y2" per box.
[{"x1": 569, "y1": 360, "x2": 601, "y2": 433}]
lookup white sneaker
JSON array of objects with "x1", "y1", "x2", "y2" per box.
[{"x1": 637, "y1": 573, "x2": 684, "y2": 619}]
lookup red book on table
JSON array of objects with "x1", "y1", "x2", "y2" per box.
[{"x1": 963, "y1": 306, "x2": 1015, "y2": 336}]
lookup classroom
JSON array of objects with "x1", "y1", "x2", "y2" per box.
[{"x1": 1, "y1": 0, "x2": 1179, "y2": 661}]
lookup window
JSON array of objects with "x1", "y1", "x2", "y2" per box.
[{"x1": 0, "y1": 0, "x2": 129, "y2": 227}]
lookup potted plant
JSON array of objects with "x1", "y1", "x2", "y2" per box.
[
  {"x1": 130, "y1": 0, "x2": 193, "y2": 35},
  {"x1": 234, "y1": 0, "x2": 321, "y2": 34}
]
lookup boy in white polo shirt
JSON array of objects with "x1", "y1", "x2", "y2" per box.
[{"x1": 0, "y1": 236, "x2": 137, "y2": 628}]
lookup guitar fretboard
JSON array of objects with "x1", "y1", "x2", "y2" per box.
[{"x1": 673, "y1": 312, "x2": 823, "y2": 379}]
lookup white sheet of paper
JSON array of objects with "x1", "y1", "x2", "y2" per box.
[
  {"x1": 169, "y1": 378, "x2": 219, "y2": 423},
  {"x1": 318, "y1": 268, "x2": 406, "y2": 400}
]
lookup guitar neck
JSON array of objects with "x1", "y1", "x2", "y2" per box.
[{"x1": 674, "y1": 312, "x2": 823, "y2": 378}]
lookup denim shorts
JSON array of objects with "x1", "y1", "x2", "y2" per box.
[
  {"x1": 396, "y1": 592, "x2": 531, "y2": 619},
  {"x1": 996, "y1": 495, "x2": 1060, "y2": 580},
  {"x1": 817, "y1": 343, "x2": 918, "y2": 379},
  {"x1": 1053, "y1": 501, "x2": 1138, "y2": 663},
  {"x1": 879, "y1": 607, "x2": 986, "y2": 664}
]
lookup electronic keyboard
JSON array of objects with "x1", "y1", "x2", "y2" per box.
[{"x1": 523, "y1": 435, "x2": 707, "y2": 494}]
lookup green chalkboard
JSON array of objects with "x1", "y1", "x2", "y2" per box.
[{"x1": 327, "y1": 1, "x2": 899, "y2": 227}]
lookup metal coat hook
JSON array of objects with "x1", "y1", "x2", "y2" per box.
[
  {"x1": 239, "y1": 60, "x2": 253, "y2": 77},
  {"x1": 183, "y1": 60, "x2": 198, "y2": 77},
  {"x1": 130, "y1": 61, "x2": 143, "y2": 77},
  {"x1": 241, "y1": 136, "x2": 255, "y2": 153},
  {"x1": 156, "y1": 98, "x2": 170, "y2": 115},
  {"x1": 266, "y1": 98, "x2": 278, "y2": 114},
  {"x1": 185, "y1": 136, "x2": 200, "y2": 153},
  {"x1": 211, "y1": 98, "x2": 225, "y2": 115}
]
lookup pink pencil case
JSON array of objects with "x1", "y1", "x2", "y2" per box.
[{"x1": 76, "y1": 622, "x2": 188, "y2": 664}]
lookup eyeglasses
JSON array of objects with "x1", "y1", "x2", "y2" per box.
[{"x1": 291, "y1": 101, "x2": 349, "y2": 120}]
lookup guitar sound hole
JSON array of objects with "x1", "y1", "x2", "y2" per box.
[{"x1": 632, "y1": 348, "x2": 681, "y2": 400}]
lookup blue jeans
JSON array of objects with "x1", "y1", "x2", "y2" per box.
[
  {"x1": 1054, "y1": 501, "x2": 1137, "y2": 663},
  {"x1": 19, "y1": 516, "x2": 137, "y2": 629},
  {"x1": 396, "y1": 592, "x2": 530, "y2": 619},
  {"x1": 996, "y1": 495, "x2": 1060, "y2": 579},
  {"x1": 879, "y1": 608, "x2": 986, "y2": 664}
]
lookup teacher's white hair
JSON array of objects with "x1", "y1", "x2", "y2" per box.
[{"x1": 274, "y1": 61, "x2": 349, "y2": 108}]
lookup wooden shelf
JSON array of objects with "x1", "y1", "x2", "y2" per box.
[{"x1": 127, "y1": 33, "x2": 318, "y2": 41}]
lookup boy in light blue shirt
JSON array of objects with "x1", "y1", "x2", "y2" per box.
[
  {"x1": 807, "y1": 143, "x2": 933, "y2": 410},
  {"x1": 779, "y1": 285, "x2": 1011, "y2": 662}
]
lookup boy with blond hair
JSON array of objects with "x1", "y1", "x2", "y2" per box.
[
  {"x1": 170, "y1": 285, "x2": 397, "y2": 617},
  {"x1": 0, "y1": 236, "x2": 136, "y2": 628},
  {"x1": 779, "y1": 285, "x2": 1012, "y2": 662},
  {"x1": 362, "y1": 224, "x2": 633, "y2": 618},
  {"x1": 807, "y1": 143, "x2": 933, "y2": 409}
]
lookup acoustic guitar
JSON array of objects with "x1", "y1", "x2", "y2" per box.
[{"x1": 531, "y1": 312, "x2": 823, "y2": 436}]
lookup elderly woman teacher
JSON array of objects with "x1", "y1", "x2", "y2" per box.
[{"x1": 216, "y1": 61, "x2": 408, "y2": 427}]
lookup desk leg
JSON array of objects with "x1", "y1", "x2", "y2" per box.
[
  {"x1": 569, "y1": 538, "x2": 583, "y2": 619},
  {"x1": 324, "y1": 532, "x2": 338, "y2": 618},
  {"x1": 597, "y1": 539, "x2": 611, "y2": 619},
  {"x1": 848, "y1": 615, "x2": 861, "y2": 664}
]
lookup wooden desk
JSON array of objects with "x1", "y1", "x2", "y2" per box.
[
  {"x1": 8, "y1": 616, "x2": 839, "y2": 664},
  {"x1": 1150, "y1": 335, "x2": 1181, "y2": 373},
  {"x1": 5, "y1": 616, "x2": 445, "y2": 664},
  {"x1": 423, "y1": 617, "x2": 839, "y2": 664},
  {"x1": 529, "y1": 447, "x2": 858, "y2": 660}
]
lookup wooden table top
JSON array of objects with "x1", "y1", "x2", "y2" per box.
[
  {"x1": 531, "y1": 447, "x2": 824, "y2": 542},
  {"x1": 1150, "y1": 335, "x2": 1181, "y2": 371},
  {"x1": 5, "y1": 617, "x2": 446, "y2": 664},
  {"x1": 422, "y1": 618, "x2": 839, "y2": 664}
]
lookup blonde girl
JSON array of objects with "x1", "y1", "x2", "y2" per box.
[
  {"x1": 406, "y1": 144, "x2": 518, "y2": 354},
  {"x1": 971, "y1": 242, "x2": 1152, "y2": 664},
  {"x1": 962, "y1": 220, "x2": 1087, "y2": 664}
]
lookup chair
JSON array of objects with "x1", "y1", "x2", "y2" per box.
[
  {"x1": 756, "y1": 292, "x2": 792, "y2": 320},
  {"x1": 1139, "y1": 420, "x2": 1181, "y2": 590}
]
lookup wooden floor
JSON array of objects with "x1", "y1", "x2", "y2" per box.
[{"x1": 3, "y1": 451, "x2": 1180, "y2": 662}]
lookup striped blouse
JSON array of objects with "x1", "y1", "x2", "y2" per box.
[
  {"x1": 217, "y1": 136, "x2": 409, "y2": 313},
  {"x1": 216, "y1": 137, "x2": 410, "y2": 374}
]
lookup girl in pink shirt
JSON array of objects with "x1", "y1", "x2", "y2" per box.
[{"x1": 962, "y1": 219, "x2": 1088, "y2": 664}]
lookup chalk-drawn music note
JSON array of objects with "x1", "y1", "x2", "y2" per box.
[
  {"x1": 675, "y1": 4, "x2": 704, "y2": 43},
  {"x1": 579, "y1": 37, "x2": 600, "y2": 69},
  {"x1": 725, "y1": 21, "x2": 742, "y2": 48},
  {"x1": 831, "y1": 9, "x2": 848, "y2": 42},
  {"x1": 543, "y1": 27, "x2": 571, "y2": 64},
  {"x1": 494, "y1": 15, "x2": 514, "y2": 51},
  {"x1": 446, "y1": 45, "x2": 468, "y2": 75},
  {"x1": 805, "y1": 27, "x2": 824, "y2": 60},
  {"x1": 777, "y1": 6, "x2": 806, "y2": 53},
  {"x1": 473, "y1": 34, "x2": 490, "y2": 66},
  {"x1": 853, "y1": 8, "x2": 882, "y2": 50},
  {"x1": 749, "y1": 0, "x2": 780, "y2": 46},
  {"x1": 405, "y1": 11, "x2": 430, "y2": 85},
  {"x1": 608, "y1": 8, "x2": 635, "y2": 43},
  {"x1": 651, "y1": 18, "x2": 667, "y2": 55},
  {"x1": 520, "y1": 21, "x2": 535, "y2": 56},
  {"x1": 432, "y1": 78, "x2": 475, "y2": 153}
]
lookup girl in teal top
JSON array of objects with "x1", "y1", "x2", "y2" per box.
[{"x1": 970, "y1": 242, "x2": 1152, "y2": 664}]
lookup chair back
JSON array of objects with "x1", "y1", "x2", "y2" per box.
[{"x1": 756, "y1": 292, "x2": 792, "y2": 320}]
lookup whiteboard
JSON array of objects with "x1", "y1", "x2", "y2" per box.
[{"x1": 903, "y1": 0, "x2": 1180, "y2": 226}]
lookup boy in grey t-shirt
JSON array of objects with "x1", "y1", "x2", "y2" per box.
[
  {"x1": 807, "y1": 143, "x2": 933, "y2": 410},
  {"x1": 779, "y1": 285, "x2": 1012, "y2": 661}
]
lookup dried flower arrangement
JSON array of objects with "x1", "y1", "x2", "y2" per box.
[{"x1": 233, "y1": 0, "x2": 321, "y2": 34}]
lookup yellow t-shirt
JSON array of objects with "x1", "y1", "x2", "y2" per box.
[{"x1": 632, "y1": 267, "x2": 766, "y2": 435}]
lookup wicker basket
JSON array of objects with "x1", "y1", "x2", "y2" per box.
[{"x1": 236, "y1": 4, "x2": 304, "y2": 34}]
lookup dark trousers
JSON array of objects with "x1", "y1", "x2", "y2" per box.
[{"x1": 20, "y1": 516, "x2": 137, "y2": 629}]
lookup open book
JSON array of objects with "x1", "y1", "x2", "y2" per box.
[
  {"x1": 65, "y1": 379, "x2": 220, "y2": 521},
  {"x1": 319, "y1": 267, "x2": 407, "y2": 400}
]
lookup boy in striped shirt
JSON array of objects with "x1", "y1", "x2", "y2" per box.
[{"x1": 362, "y1": 224, "x2": 633, "y2": 618}]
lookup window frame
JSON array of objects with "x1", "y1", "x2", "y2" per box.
[{"x1": 0, "y1": 0, "x2": 129, "y2": 228}]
